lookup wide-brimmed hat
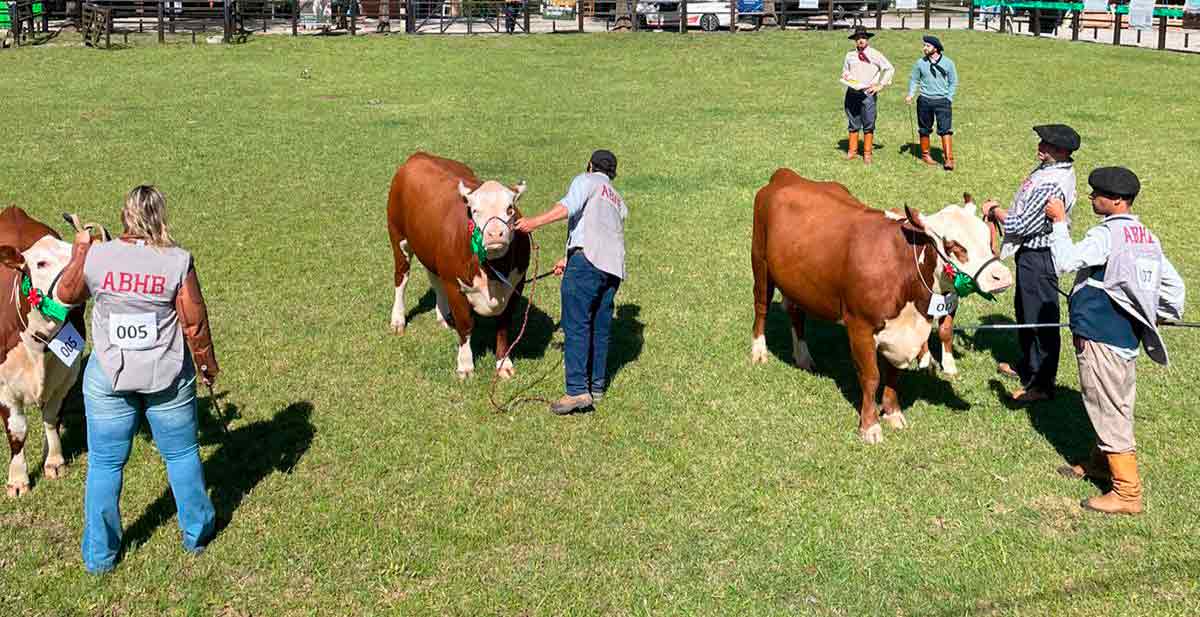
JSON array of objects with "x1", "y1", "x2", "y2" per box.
[{"x1": 848, "y1": 26, "x2": 873, "y2": 40}]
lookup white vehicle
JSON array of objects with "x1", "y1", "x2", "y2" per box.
[{"x1": 637, "y1": 0, "x2": 733, "y2": 31}]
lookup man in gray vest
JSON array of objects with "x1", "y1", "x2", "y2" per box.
[
  {"x1": 983, "y1": 124, "x2": 1080, "y2": 404},
  {"x1": 515, "y1": 150, "x2": 628, "y2": 415},
  {"x1": 1045, "y1": 167, "x2": 1185, "y2": 515}
]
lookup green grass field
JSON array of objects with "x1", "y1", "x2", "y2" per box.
[{"x1": 3, "y1": 30, "x2": 1200, "y2": 616}]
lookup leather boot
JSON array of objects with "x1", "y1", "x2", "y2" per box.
[
  {"x1": 1057, "y1": 446, "x2": 1111, "y2": 481},
  {"x1": 863, "y1": 132, "x2": 874, "y2": 165},
  {"x1": 919, "y1": 135, "x2": 937, "y2": 166},
  {"x1": 846, "y1": 132, "x2": 859, "y2": 161},
  {"x1": 941, "y1": 134, "x2": 956, "y2": 171},
  {"x1": 1083, "y1": 452, "x2": 1143, "y2": 515}
]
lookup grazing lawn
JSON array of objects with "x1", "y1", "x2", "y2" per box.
[{"x1": 2, "y1": 29, "x2": 1199, "y2": 616}]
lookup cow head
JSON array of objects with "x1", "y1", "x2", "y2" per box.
[
  {"x1": 0, "y1": 235, "x2": 76, "y2": 339},
  {"x1": 903, "y1": 203, "x2": 1013, "y2": 295},
  {"x1": 459, "y1": 180, "x2": 527, "y2": 258}
]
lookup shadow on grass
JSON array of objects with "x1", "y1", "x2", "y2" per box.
[
  {"x1": 989, "y1": 379, "x2": 1099, "y2": 483},
  {"x1": 470, "y1": 292, "x2": 556, "y2": 362},
  {"x1": 405, "y1": 287, "x2": 439, "y2": 324},
  {"x1": 836, "y1": 137, "x2": 889, "y2": 159},
  {"x1": 764, "y1": 301, "x2": 969, "y2": 412},
  {"x1": 121, "y1": 401, "x2": 315, "y2": 555},
  {"x1": 606, "y1": 304, "x2": 645, "y2": 390},
  {"x1": 900, "y1": 142, "x2": 946, "y2": 165},
  {"x1": 953, "y1": 312, "x2": 1023, "y2": 366}
]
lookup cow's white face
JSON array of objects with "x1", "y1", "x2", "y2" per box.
[
  {"x1": 459, "y1": 180, "x2": 526, "y2": 257},
  {"x1": 923, "y1": 204, "x2": 1013, "y2": 294},
  {"x1": 23, "y1": 236, "x2": 74, "y2": 305}
]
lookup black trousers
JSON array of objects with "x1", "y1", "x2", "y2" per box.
[{"x1": 1014, "y1": 248, "x2": 1061, "y2": 391}]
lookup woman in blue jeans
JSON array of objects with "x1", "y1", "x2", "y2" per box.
[{"x1": 58, "y1": 185, "x2": 220, "y2": 574}]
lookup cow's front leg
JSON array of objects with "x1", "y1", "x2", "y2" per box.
[
  {"x1": 40, "y1": 380, "x2": 73, "y2": 480},
  {"x1": 938, "y1": 312, "x2": 957, "y2": 376},
  {"x1": 3, "y1": 404, "x2": 30, "y2": 497},
  {"x1": 428, "y1": 272, "x2": 453, "y2": 329},
  {"x1": 880, "y1": 360, "x2": 908, "y2": 430},
  {"x1": 444, "y1": 280, "x2": 476, "y2": 379},
  {"x1": 846, "y1": 319, "x2": 884, "y2": 444},
  {"x1": 493, "y1": 284, "x2": 523, "y2": 380}
]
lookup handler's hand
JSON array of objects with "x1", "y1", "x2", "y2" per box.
[
  {"x1": 74, "y1": 229, "x2": 93, "y2": 245},
  {"x1": 905, "y1": 94, "x2": 914, "y2": 105},
  {"x1": 514, "y1": 218, "x2": 537, "y2": 234},
  {"x1": 553, "y1": 257, "x2": 567, "y2": 277},
  {"x1": 866, "y1": 85, "x2": 881, "y2": 95},
  {"x1": 982, "y1": 198, "x2": 1000, "y2": 221},
  {"x1": 1045, "y1": 198, "x2": 1067, "y2": 223}
]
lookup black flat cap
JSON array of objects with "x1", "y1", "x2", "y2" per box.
[
  {"x1": 1088, "y1": 167, "x2": 1140, "y2": 199},
  {"x1": 922, "y1": 35, "x2": 943, "y2": 52},
  {"x1": 590, "y1": 149, "x2": 617, "y2": 178},
  {"x1": 848, "y1": 26, "x2": 873, "y2": 40},
  {"x1": 1034, "y1": 124, "x2": 1081, "y2": 152}
]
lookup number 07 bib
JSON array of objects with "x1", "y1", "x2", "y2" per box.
[{"x1": 109, "y1": 313, "x2": 158, "y2": 350}]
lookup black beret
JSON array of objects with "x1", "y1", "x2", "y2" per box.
[
  {"x1": 589, "y1": 149, "x2": 617, "y2": 178},
  {"x1": 1033, "y1": 124, "x2": 1081, "y2": 152},
  {"x1": 848, "y1": 26, "x2": 874, "y2": 40},
  {"x1": 1088, "y1": 167, "x2": 1140, "y2": 199},
  {"x1": 922, "y1": 35, "x2": 943, "y2": 52}
]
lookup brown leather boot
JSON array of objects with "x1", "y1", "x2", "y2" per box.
[
  {"x1": 919, "y1": 135, "x2": 937, "y2": 166},
  {"x1": 1083, "y1": 452, "x2": 1143, "y2": 515},
  {"x1": 941, "y1": 134, "x2": 956, "y2": 171},
  {"x1": 846, "y1": 132, "x2": 859, "y2": 161},
  {"x1": 863, "y1": 133, "x2": 874, "y2": 165},
  {"x1": 1057, "y1": 446, "x2": 1111, "y2": 481}
]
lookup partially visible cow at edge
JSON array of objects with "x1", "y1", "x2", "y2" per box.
[
  {"x1": 387, "y1": 152, "x2": 531, "y2": 379},
  {"x1": 751, "y1": 170, "x2": 1012, "y2": 444},
  {"x1": 0, "y1": 207, "x2": 86, "y2": 497}
]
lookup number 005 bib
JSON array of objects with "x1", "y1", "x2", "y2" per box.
[{"x1": 109, "y1": 313, "x2": 158, "y2": 350}]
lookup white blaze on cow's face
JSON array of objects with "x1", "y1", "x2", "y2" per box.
[
  {"x1": 459, "y1": 180, "x2": 526, "y2": 257},
  {"x1": 925, "y1": 204, "x2": 1014, "y2": 294},
  {"x1": 23, "y1": 236, "x2": 74, "y2": 304}
]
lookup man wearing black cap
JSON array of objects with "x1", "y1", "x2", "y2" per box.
[
  {"x1": 839, "y1": 26, "x2": 894, "y2": 165},
  {"x1": 515, "y1": 150, "x2": 628, "y2": 415},
  {"x1": 1043, "y1": 167, "x2": 1185, "y2": 515},
  {"x1": 904, "y1": 35, "x2": 958, "y2": 170},
  {"x1": 983, "y1": 124, "x2": 1080, "y2": 404}
]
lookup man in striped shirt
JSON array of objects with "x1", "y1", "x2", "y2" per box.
[{"x1": 983, "y1": 124, "x2": 1081, "y2": 404}]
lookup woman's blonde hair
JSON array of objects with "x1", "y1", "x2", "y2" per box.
[{"x1": 122, "y1": 185, "x2": 176, "y2": 247}]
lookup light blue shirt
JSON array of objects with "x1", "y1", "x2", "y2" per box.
[
  {"x1": 907, "y1": 54, "x2": 958, "y2": 101},
  {"x1": 561, "y1": 172, "x2": 610, "y2": 251}
]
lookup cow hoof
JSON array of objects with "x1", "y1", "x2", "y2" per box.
[
  {"x1": 390, "y1": 321, "x2": 406, "y2": 335},
  {"x1": 859, "y1": 423, "x2": 884, "y2": 444},
  {"x1": 496, "y1": 366, "x2": 515, "y2": 380},
  {"x1": 456, "y1": 368, "x2": 474, "y2": 380},
  {"x1": 751, "y1": 336, "x2": 769, "y2": 365},
  {"x1": 882, "y1": 412, "x2": 909, "y2": 430},
  {"x1": 44, "y1": 462, "x2": 66, "y2": 480},
  {"x1": 794, "y1": 357, "x2": 815, "y2": 371},
  {"x1": 6, "y1": 481, "x2": 30, "y2": 498},
  {"x1": 941, "y1": 366, "x2": 959, "y2": 378}
]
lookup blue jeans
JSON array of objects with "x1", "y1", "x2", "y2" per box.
[
  {"x1": 81, "y1": 354, "x2": 215, "y2": 574},
  {"x1": 561, "y1": 251, "x2": 620, "y2": 396}
]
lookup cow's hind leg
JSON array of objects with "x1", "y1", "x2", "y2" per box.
[
  {"x1": 2, "y1": 404, "x2": 30, "y2": 497},
  {"x1": 751, "y1": 260, "x2": 774, "y2": 365},
  {"x1": 846, "y1": 319, "x2": 884, "y2": 444},
  {"x1": 880, "y1": 360, "x2": 909, "y2": 430},
  {"x1": 783, "y1": 297, "x2": 815, "y2": 371},
  {"x1": 389, "y1": 228, "x2": 413, "y2": 335}
]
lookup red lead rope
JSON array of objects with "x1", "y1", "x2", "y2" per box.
[{"x1": 487, "y1": 233, "x2": 560, "y2": 414}]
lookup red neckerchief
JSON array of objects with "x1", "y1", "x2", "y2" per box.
[{"x1": 857, "y1": 46, "x2": 869, "y2": 64}]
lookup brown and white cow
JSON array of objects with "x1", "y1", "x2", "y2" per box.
[
  {"x1": 750, "y1": 170, "x2": 1012, "y2": 444},
  {"x1": 387, "y1": 152, "x2": 531, "y2": 379},
  {"x1": 0, "y1": 207, "x2": 86, "y2": 497}
]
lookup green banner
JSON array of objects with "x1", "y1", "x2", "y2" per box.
[{"x1": 973, "y1": 0, "x2": 1184, "y2": 17}]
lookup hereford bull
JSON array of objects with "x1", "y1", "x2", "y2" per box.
[
  {"x1": 0, "y1": 207, "x2": 86, "y2": 497},
  {"x1": 387, "y1": 152, "x2": 531, "y2": 379},
  {"x1": 750, "y1": 170, "x2": 1012, "y2": 444}
]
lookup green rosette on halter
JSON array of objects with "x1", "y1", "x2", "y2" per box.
[
  {"x1": 20, "y1": 274, "x2": 70, "y2": 322},
  {"x1": 470, "y1": 225, "x2": 488, "y2": 262},
  {"x1": 951, "y1": 269, "x2": 996, "y2": 302}
]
